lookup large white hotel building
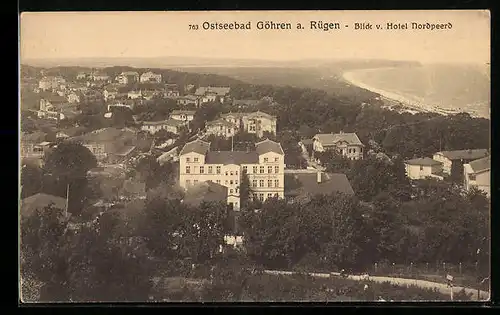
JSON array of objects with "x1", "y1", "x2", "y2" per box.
[{"x1": 179, "y1": 138, "x2": 285, "y2": 210}]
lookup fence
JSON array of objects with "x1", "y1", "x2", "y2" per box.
[{"x1": 367, "y1": 261, "x2": 489, "y2": 291}]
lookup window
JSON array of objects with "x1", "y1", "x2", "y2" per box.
[
  {"x1": 200, "y1": 166, "x2": 205, "y2": 174},
  {"x1": 264, "y1": 158, "x2": 268, "y2": 163},
  {"x1": 268, "y1": 166, "x2": 272, "y2": 174},
  {"x1": 260, "y1": 166, "x2": 264, "y2": 174},
  {"x1": 253, "y1": 193, "x2": 258, "y2": 200},
  {"x1": 243, "y1": 166, "x2": 247, "y2": 173},
  {"x1": 259, "y1": 193, "x2": 264, "y2": 201},
  {"x1": 225, "y1": 171, "x2": 228, "y2": 176},
  {"x1": 268, "y1": 180, "x2": 273, "y2": 187},
  {"x1": 208, "y1": 166, "x2": 213, "y2": 174},
  {"x1": 194, "y1": 180, "x2": 198, "y2": 184},
  {"x1": 220, "y1": 126, "x2": 223, "y2": 131},
  {"x1": 235, "y1": 180, "x2": 238, "y2": 185},
  {"x1": 194, "y1": 157, "x2": 199, "y2": 162},
  {"x1": 186, "y1": 180, "x2": 191, "y2": 186},
  {"x1": 227, "y1": 129, "x2": 231, "y2": 133},
  {"x1": 470, "y1": 174, "x2": 476, "y2": 181},
  {"x1": 236, "y1": 187, "x2": 239, "y2": 193},
  {"x1": 252, "y1": 180, "x2": 257, "y2": 187},
  {"x1": 420, "y1": 166, "x2": 424, "y2": 171},
  {"x1": 225, "y1": 180, "x2": 228, "y2": 184},
  {"x1": 275, "y1": 157, "x2": 279, "y2": 162},
  {"x1": 236, "y1": 171, "x2": 238, "y2": 175},
  {"x1": 259, "y1": 180, "x2": 264, "y2": 187},
  {"x1": 253, "y1": 166, "x2": 258, "y2": 173},
  {"x1": 267, "y1": 193, "x2": 273, "y2": 199},
  {"x1": 230, "y1": 180, "x2": 234, "y2": 185},
  {"x1": 275, "y1": 166, "x2": 279, "y2": 174},
  {"x1": 230, "y1": 171, "x2": 234, "y2": 175},
  {"x1": 216, "y1": 180, "x2": 221, "y2": 184},
  {"x1": 186, "y1": 166, "x2": 190, "y2": 174},
  {"x1": 216, "y1": 166, "x2": 221, "y2": 174},
  {"x1": 230, "y1": 189, "x2": 234, "y2": 193},
  {"x1": 275, "y1": 179, "x2": 279, "y2": 187}
]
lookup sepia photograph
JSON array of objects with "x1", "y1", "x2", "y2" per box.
[{"x1": 19, "y1": 10, "x2": 490, "y2": 303}]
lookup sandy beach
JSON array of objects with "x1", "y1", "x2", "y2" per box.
[{"x1": 342, "y1": 69, "x2": 463, "y2": 116}]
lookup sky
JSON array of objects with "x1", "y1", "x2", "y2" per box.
[{"x1": 20, "y1": 10, "x2": 490, "y2": 64}]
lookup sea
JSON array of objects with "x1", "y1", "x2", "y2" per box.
[{"x1": 342, "y1": 64, "x2": 490, "y2": 119}]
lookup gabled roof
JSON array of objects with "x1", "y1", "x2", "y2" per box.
[
  {"x1": 183, "y1": 181, "x2": 228, "y2": 207},
  {"x1": 405, "y1": 157, "x2": 442, "y2": 166},
  {"x1": 121, "y1": 71, "x2": 139, "y2": 76},
  {"x1": 255, "y1": 139, "x2": 284, "y2": 155},
  {"x1": 171, "y1": 110, "x2": 196, "y2": 116},
  {"x1": 313, "y1": 132, "x2": 364, "y2": 147},
  {"x1": 20, "y1": 193, "x2": 67, "y2": 217},
  {"x1": 468, "y1": 156, "x2": 490, "y2": 173},
  {"x1": 286, "y1": 172, "x2": 355, "y2": 197},
  {"x1": 435, "y1": 149, "x2": 489, "y2": 161},
  {"x1": 178, "y1": 95, "x2": 199, "y2": 101},
  {"x1": 207, "y1": 118, "x2": 237, "y2": 128},
  {"x1": 179, "y1": 139, "x2": 210, "y2": 156},
  {"x1": 220, "y1": 112, "x2": 246, "y2": 119},
  {"x1": 205, "y1": 151, "x2": 259, "y2": 165}
]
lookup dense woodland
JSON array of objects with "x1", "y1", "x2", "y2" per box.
[{"x1": 20, "y1": 65, "x2": 490, "y2": 301}]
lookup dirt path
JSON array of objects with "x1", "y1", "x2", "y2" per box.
[{"x1": 264, "y1": 270, "x2": 489, "y2": 301}]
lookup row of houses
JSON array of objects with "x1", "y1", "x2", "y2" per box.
[{"x1": 404, "y1": 149, "x2": 490, "y2": 196}]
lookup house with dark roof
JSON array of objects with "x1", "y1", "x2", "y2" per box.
[
  {"x1": 284, "y1": 169, "x2": 354, "y2": 203},
  {"x1": 21, "y1": 131, "x2": 53, "y2": 165},
  {"x1": 71, "y1": 127, "x2": 137, "y2": 164},
  {"x1": 20, "y1": 193, "x2": 67, "y2": 218},
  {"x1": 463, "y1": 155, "x2": 490, "y2": 196},
  {"x1": 177, "y1": 95, "x2": 200, "y2": 107},
  {"x1": 195, "y1": 86, "x2": 231, "y2": 105},
  {"x1": 404, "y1": 157, "x2": 444, "y2": 180},
  {"x1": 115, "y1": 71, "x2": 139, "y2": 85},
  {"x1": 170, "y1": 110, "x2": 196, "y2": 122},
  {"x1": 433, "y1": 149, "x2": 489, "y2": 175},
  {"x1": 179, "y1": 138, "x2": 285, "y2": 210},
  {"x1": 312, "y1": 132, "x2": 365, "y2": 160}
]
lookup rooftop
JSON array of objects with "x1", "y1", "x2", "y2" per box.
[
  {"x1": 468, "y1": 156, "x2": 490, "y2": 173},
  {"x1": 436, "y1": 149, "x2": 489, "y2": 161},
  {"x1": 179, "y1": 139, "x2": 211, "y2": 155},
  {"x1": 313, "y1": 132, "x2": 364, "y2": 147},
  {"x1": 286, "y1": 172, "x2": 355, "y2": 197},
  {"x1": 205, "y1": 151, "x2": 259, "y2": 165},
  {"x1": 255, "y1": 139, "x2": 284, "y2": 155},
  {"x1": 405, "y1": 157, "x2": 442, "y2": 166},
  {"x1": 207, "y1": 118, "x2": 238, "y2": 128},
  {"x1": 245, "y1": 111, "x2": 276, "y2": 120}
]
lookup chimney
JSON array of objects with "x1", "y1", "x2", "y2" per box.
[{"x1": 317, "y1": 171, "x2": 322, "y2": 183}]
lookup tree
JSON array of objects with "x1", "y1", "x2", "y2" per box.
[
  {"x1": 20, "y1": 204, "x2": 154, "y2": 302},
  {"x1": 43, "y1": 142, "x2": 97, "y2": 215},
  {"x1": 239, "y1": 172, "x2": 252, "y2": 208},
  {"x1": 20, "y1": 163, "x2": 43, "y2": 199},
  {"x1": 315, "y1": 150, "x2": 352, "y2": 174}
]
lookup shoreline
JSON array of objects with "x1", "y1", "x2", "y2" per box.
[{"x1": 342, "y1": 69, "x2": 488, "y2": 119}]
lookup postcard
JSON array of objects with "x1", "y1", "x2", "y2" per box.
[{"x1": 19, "y1": 10, "x2": 490, "y2": 303}]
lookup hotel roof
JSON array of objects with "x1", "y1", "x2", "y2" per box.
[
  {"x1": 179, "y1": 139, "x2": 211, "y2": 155},
  {"x1": 205, "y1": 151, "x2": 259, "y2": 165},
  {"x1": 255, "y1": 139, "x2": 284, "y2": 155}
]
